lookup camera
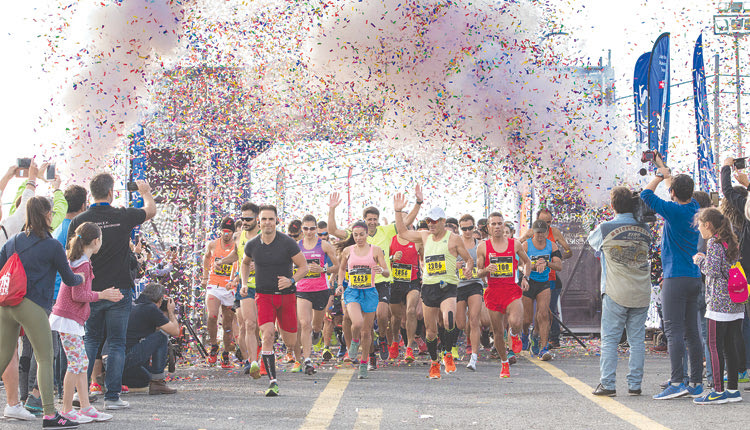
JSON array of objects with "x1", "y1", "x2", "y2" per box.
[
  {"x1": 641, "y1": 150, "x2": 657, "y2": 163},
  {"x1": 734, "y1": 157, "x2": 747, "y2": 170},
  {"x1": 632, "y1": 191, "x2": 656, "y2": 224},
  {"x1": 126, "y1": 181, "x2": 139, "y2": 192},
  {"x1": 160, "y1": 296, "x2": 169, "y2": 312}
]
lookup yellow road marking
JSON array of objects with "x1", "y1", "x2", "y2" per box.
[
  {"x1": 527, "y1": 357, "x2": 670, "y2": 430},
  {"x1": 353, "y1": 408, "x2": 383, "y2": 430},
  {"x1": 300, "y1": 368, "x2": 354, "y2": 429}
]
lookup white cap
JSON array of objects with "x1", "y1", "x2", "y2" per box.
[{"x1": 425, "y1": 207, "x2": 446, "y2": 221}]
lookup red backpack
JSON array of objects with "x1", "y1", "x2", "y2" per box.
[{"x1": 0, "y1": 237, "x2": 42, "y2": 307}]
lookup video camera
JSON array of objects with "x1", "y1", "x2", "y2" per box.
[{"x1": 632, "y1": 191, "x2": 656, "y2": 224}]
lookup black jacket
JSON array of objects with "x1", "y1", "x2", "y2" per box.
[{"x1": 720, "y1": 165, "x2": 750, "y2": 268}]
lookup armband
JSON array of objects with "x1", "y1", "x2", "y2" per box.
[{"x1": 551, "y1": 250, "x2": 562, "y2": 260}]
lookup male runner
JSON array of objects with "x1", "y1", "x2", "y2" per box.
[
  {"x1": 388, "y1": 229, "x2": 422, "y2": 362},
  {"x1": 239, "y1": 205, "x2": 308, "y2": 396},
  {"x1": 393, "y1": 194, "x2": 473, "y2": 379},
  {"x1": 456, "y1": 214, "x2": 484, "y2": 371},
  {"x1": 296, "y1": 215, "x2": 339, "y2": 375},
  {"x1": 476, "y1": 212, "x2": 532, "y2": 378},
  {"x1": 201, "y1": 217, "x2": 238, "y2": 368},
  {"x1": 521, "y1": 219, "x2": 562, "y2": 361},
  {"x1": 328, "y1": 186, "x2": 423, "y2": 366},
  {"x1": 215, "y1": 202, "x2": 262, "y2": 378}
]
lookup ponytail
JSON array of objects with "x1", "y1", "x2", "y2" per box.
[
  {"x1": 68, "y1": 222, "x2": 101, "y2": 261},
  {"x1": 697, "y1": 208, "x2": 739, "y2": 262}
]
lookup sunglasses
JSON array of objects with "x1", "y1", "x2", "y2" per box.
[
  {"x1": 302, "y1": 226, "x2": 317, "y2": 231},
  {"x1": 460, "y1": 226, "x2": 474, "y2": 231},
  {"x1": 426, "y1": 219, "x2": 439, "y2": 224},
  {"x1": 318, "y1": 232, "x2": 329, "y2": 236},
  {"x1": 241, "y1": 217, "x2": 255, "y2": 222}
]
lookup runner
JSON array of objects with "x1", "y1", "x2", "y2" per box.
[
  {"x1": 201, "y1": 216, "x2": 238, "y2": 368},
  {"x1": 476, "y1": 212, "x2": 532, "y2": 378},
  {"x1": 521, "y1": 219, "x2": 563, "y2": 361},
  {"x1": 215, "y1": 202, "x2": 262, "y2": 378},
  {"x1": 336, "y1": 221, "x2": 391, "y2": 379},
  {"x1": 296, "y1": 215, "x2": 339, "y2": 375},
  {"x1": 388, "y1": 227, "x2": 422, "y2": 362},
  {"x1": 456, "y1": 214, "x2": 484, "y2": 371},
  {"x1": 393, "y1": 194, "x2": 474, "y2": 379},
  {"x1": 239, "y1": 205, "x2": 309, "y2": 397},
  {"x1": 328, "y1": 186, "x2": 423, "y2": 367}
]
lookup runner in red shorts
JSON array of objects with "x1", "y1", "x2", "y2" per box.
[
  {"x1": 239, "y1": 205, "x2": 309, "y2": 397},
  {"x1": 476, "y1": 212, "x2": 532, "y2": 378}
]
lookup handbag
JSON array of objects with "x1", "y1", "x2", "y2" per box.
[{"x1": 0, "y1": 236, "x2": 43, "y2": 307}]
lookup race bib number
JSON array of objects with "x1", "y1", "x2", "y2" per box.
[
  {"x1": 459, "y1": 266, "x2": 478, "y2": 280},
  {"x1": 392, "y1": 263, "x2": 412, "y2": 282},
  {"x1": 425, "y1": 255, "x2": 447, "y2": 276},
  {"x1": 305, "y1": 258, "x2": 323, "y2": 279},
  {"x1": 213, "y1": 258, "x2": 232, "y2": 277},
  {"x1": 348, "y1": 266, "x2": 372, "y2": 288},
  {"x1": 489, "y1": 256, "x2": 513, "y2": 278}
]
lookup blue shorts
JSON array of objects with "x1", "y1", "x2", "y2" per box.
[
  {"x1": 235, "y1": 285, "x2": 256, "y2": 301},
  {"x1": 343, "y1": 287, "x2": 378, "y2": 314}
]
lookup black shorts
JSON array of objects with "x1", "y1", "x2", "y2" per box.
[
  {"x1": 296, "y1": 290, "x2": 331, "y2": 311},
  {"x1": 375, "y1": 282, "x2": 391, "y2": 304},
  {"x1": 421, "y1": 283, "x2": 457, "y2": 308},
  {"x1": 389, "y1": 280, "x2": 421, "y2": 305},
  {"x1": 523, "y1": 279, "x2": 550, "y2": 300},
  {"x1": 457, "y1": 282, "x2": 483, "y2": 302}
]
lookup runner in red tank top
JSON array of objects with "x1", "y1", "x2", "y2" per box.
[
  {"x1": 476, "y1": 212, "x2": 532, "y2": 378},
  {"x1": 388, "y1": 232, "x2": 422, "y2": 362}
]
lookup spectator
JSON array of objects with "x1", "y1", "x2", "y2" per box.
[
  {"x1": 122, "y1": 282, "x2": 178, "y2": 395},
  {"x1": 0, "y1": 196, "x2": 84, "y2": 428},
  {"x1": 0, "y1": 161, "x2": 38, "y2": 247},
  {"x1": 588, "y1": 187, "x2": 652, "y2": 396},
  {"x1": 67, "y1": 174, "x2": 155, "y2": 410}
]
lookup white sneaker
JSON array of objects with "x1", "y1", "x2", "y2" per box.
[
  {"x1": 80, "y1": 406, "x2": 113, "y2": 422},
  {"x1": 61, "y1": 409, "x2": 94, "y2": 424},
  {"x1": 104, "y1": 398, "x2": 130, "y2": 410},
  {"x1": 4, "y1": 402, "x2": 36, "y2": 420},
  {"x1": 466, "y1": 353, "x2": 477, "y2": 371}
]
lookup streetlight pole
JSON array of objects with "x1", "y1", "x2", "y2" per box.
[{"x1": 736, "y1": 33, "x2": 743, "y2": 156}]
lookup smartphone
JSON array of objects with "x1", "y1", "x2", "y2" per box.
[
  {"x1": 16, "y1": 158, "x2": 31, "y2": 169},
  {"x1": 734, "y1": 157, "x2": 747, "y2": 170},
  {"x1": 126, "y1": 181, "x2": 139, "y2": 192},
  {"x1": 710, "y1": 191, "x2": 720, "y2": 207},
  {"x1": 46, "y1": 164, "x2": 55, "y2": 180}
]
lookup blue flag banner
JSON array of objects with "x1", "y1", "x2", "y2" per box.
[
  {"x1": 634, "y1": 53, "x2": 650, "y2": 151},
  {"x1": 692, "y1": 33, "x2": 715, "y2": 191},
  {"x1": 647, "y1": 33, "x2": 671, "y2": 162}
]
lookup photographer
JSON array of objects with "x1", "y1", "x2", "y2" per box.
[
  {"x1": 122, "y1": 283, "x2": 178, "y2": 395},
  {"x1": 587, "y1": 187, "x2": 652, "y2": 396},
  {"x1": 640, "y1": 155, "x2": 703, "y2": 400}
]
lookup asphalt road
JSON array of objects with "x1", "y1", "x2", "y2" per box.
[{"x1": 2, "y1": 342, "x2": 749, "y2": 429}]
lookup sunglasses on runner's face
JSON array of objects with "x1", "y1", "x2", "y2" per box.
[
  {"x1": 426, "y1": 219, "x2": 439, "y2": 224},
  {"x1": 241, "y1": 217, "x2": 255, "y2": 222},
  {"x1": 318, "y1": 232, "x2": 328, "y2": 236},
  {"x1": 461, "y1": 226, "x2": 474, "y2": 231},
  {"x1": 302, "y1": 226, "x2": 317, "y2": 231}
]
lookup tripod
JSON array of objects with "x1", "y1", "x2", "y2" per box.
[{"x1": 550, "y1": 311, "x2": 589, "y2": 351}]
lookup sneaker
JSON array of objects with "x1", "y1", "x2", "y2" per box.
[
  {"x1": 530, "y1": 334, "x2": 540, "y2": 356},
  {"x1": 120, "y1": 385, "x2": 129, "y2": 394},
  {"x1": 416, "y1": 336, "x2": 428, "y2": 355},
  {"x1": 404, "y1": 347, "x2": 416, "y2": 363},
  {"x1": 342, "y1": 352, "x2": 352, "y2": 363},
  {"x1": 313, "y1": 332, "x2": 324, "y2": 352},
  {"x1": 388, "y1": 342, "x2": 399, "y2": 360},
  {"x1": 61, "y1": 410, "x2": 93, "y2": 424},
  {"x1": 686, "y1": 384, "x2": 704, "y2": 398},
  {"x1": 304, "y1": 360, "x2": 316, "y2": 375},
  {"x1": 358, "y1": 362, "x2": 368, "y2": 379},
  {"x1": 79, "y1": 406, "x2": 112, "y2": 422},
  {"x1": 368, "y1": 355, "x2": 377, "y2": 371},
  {"x1": 507, "y1": 350, "x2": 517, "y2": 365},
  {"x1": 480, "y1": 328, "x2": 491, "y2": 350},
  {"x1": 443, "y1": 353, "x2": 456, "y2": 373},
  {"x1": 322, "y1": 348, "x2": 334, "y2": 361},
  {"x1": 337, "y1": 346, "x2": 347, "y2": 359},
  {"x1": 290, "y1": 361, "x2": 303, "y2": 373},
  {"x1": 24, "y1": 394, "x2": 43, "y2": 414},
  {"x1": 265, "y1": 381, "x2": 279, "y2": 397},
  {"x1": 521, "y1": 333, "x2": 529, "y2": 351},
  {"x1": 42, "y1": 412, "x2": 79, "y2": 429},
  {"x1": 378, "y1": 337, "x2": 388, "y2": 360},
  {"x1": 72, "y1": 392, "x2": 99, "y2": 408},
  {"x1": 284, "y1": 352, "x2": 295, "y2": 364},
  {"x1": 220, "y1": 351, "x2": 233, "y2": 369},
  {"x1": 592, "y1": 383, "x2": 616, "y2": 397},
  {"x1": 259, "y1": 359, "x2": 267, "y2": 376},
  {"x1": 149, "y1": 379, "x2": 177, "y2": 395},
  {"x1": 248, "y1": 361, "x2": 261, "y2": 379},
  {"x1": 539, "y1": 347, "x2": 552, "y2": 361},
  {"x1": 428, "y1": 361, "x2": 441, "y2": 379},
  {"x1": 208, "y1": 344, "x2": 219, "y2": 364},
  {"x1": 4, "y1": 402, "x2": 36, "y2": 420},
  {"x1": 653, "y1": 383, "x2": 689, "y2": 400},
  {"x1": 103, "y1": 398, "x2": 130, "y2": 410},
  {"x1": 89, "y1": 382, "x2": 103, "y2": 396},
  {"x1": 466, "y1": 353, "x2": 477, "y2": 371},
  {"x1": 500, "y1": 361, "x2": 510, "y2": 378},
  {"x1": 510, "y1": 333, "x2": 522, "y2": 354},
  {"x1": 693, "y1": 390, "x2": 728, "y2": 405},
  {"x1": 725, "y1": 390, "x2": 743, "y2": 403},
  {"x1": 739, "y1": 371, "x2": 750, "y2": 383},
  {"x1": 628, "y1": 388, "x2": 642, "y2": 396}
]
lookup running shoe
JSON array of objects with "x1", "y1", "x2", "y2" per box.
[
  {"x1": 343, "y1": 353, "x2": 352, "y2": 363},
  {"x1": 61, "y1": 410, "x2": 93, "y2": 424},
  {"x1": 358, "y1": 362, "x2": 368, "y2": 379},
  {"x1": 89, "y1": 382, "x2": 103, "y2": 396},
  {"x1": 653, "y1": 383, "x2": 689, "y2": 400},
  {"x1": 416, "y1": 336, "x2": 428, "y2": 355},
  {"x1": 337, "y1": 344, "x2": 347, "y2": 358},
  {"x1": 539, "y1": 347, "x2": 552, "y2": 361},
  {"x1": 284, "y1": 352, "x2": 295, "y2": 364},
  {"x1": 291, "y1": 361, "x2": 303, "y2": 373},
  {"x1": 466, "y1": 353, "x2": 477, "y2": 371},
  {"x1": 3, "y1": 402, "x2": 35, "y2": 420},
  {"x1": 500, "y1": 361, "x2": 510, "y2": 378},
  {"x1": 42, "y1": 412, "x2": 79, "y2": 429},
  {"x1": 507, "y1": 350, "x2": 517, "y2": 365},
  {"x1": 466, "y1": 343, "x2": 473, "y2": 356},
  {"x1": 529, "y1": 335, "x2": 540, "y2": 356},
  {"x1": 444, "y1": 353, "x2": 456, "y2": 373},
  {"x1": 259, "y1": 359, "x2": 267, "y2": 376},
  {"x1": 24, "y1": 394, "x2": 43, "y2": 414},
  {"x1": 121, "y1": 385, "x2": 129, "y2": 394},
  {"x1": 248, "y1": 361, "x2": 261, "y2": 379},
  {"x1": 312, "y1": 332, "x2": 323, "y2": 352},
  {"x1": 208, "y1": 344, "x2": 219, "y2": 364},
  {"x1": 521, "y1": 333, "x2": 529, "y2": 351},
  {"x1": 389, "y1": 342, "x2": 399, "y2": 360},
  {"x1": 510, "y1": 333, "x2": 522, "y2": 354},
  {"x1": 686, "y1": 384, "x2": 704, "y2": 398},
  {"x1": 304, "y1": 360, "x2": 316, "y2": 375},
  {"x1": 369, "y1": 355, "x2": 377, "y2": 371},
  {"x1": 378, "y1": 337, "x2": 388, "y2": 360},
  {"x1": 693, "y1": 390, "x2": 728, "y2": 405},
  {"x1": 725, "y1": 390, "x2": 743, "y2": 403},
  {"x1": 429, "y1": 361, "x2": 441, "y2": 379},
  {"x1": 220, "y1": 351, "x2": 233, "y2": 369},
  {"x1": 265, "y1": 381, "x2": 279, "y2": 397},
  {"x1": 739, "y1": 371, "x2": 750, "y2": 383},
  {"x1": 79, "y1": 406, "x2": 112, "y2": 422},
  {"x1": 451, "y1": 346, "x2": 460, "y2": 361},
  {"x1": 404, "y1": 347, "x2": 416, "y2": 363},
  {"x1": 322, "y1": 348, "x2": 334, "y2": 361}
]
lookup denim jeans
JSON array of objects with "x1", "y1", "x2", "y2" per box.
[
  {"x1": 600, "y1": 294, "x2": 648, "y2": 391},
  {"x1": 549, "y1": 281, "x2": 560, "y2": 343},
  {"x1": 85, "y1": 288, "x2": 132, "y2": 400},
  {"x1": 122, "y1": 331, "x2": 168, "y2": 388},
  {"x1": 661, "y1": 277, "x2": 703, "y2": 384}
]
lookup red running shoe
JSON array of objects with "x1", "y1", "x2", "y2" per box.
[
  {"x1": 510, "y1": 334, "x2": 522, "y2": 354},
  {"x1": 404, "y1": 347, "x2": 416, "y2": 363},
  {"x1": 500, "y1": 361, "x2": 510, "y2": 378},
  {"x1": 208, "y1": 344, "x2": 219, "y2": 364},
  {"x1": 388, "y1": 342, "x2": 399, "y2": 360}
]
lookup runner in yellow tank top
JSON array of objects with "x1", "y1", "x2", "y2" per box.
[{"x1": 393, "y1": 193, "x2": 474, "y2": 380}]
